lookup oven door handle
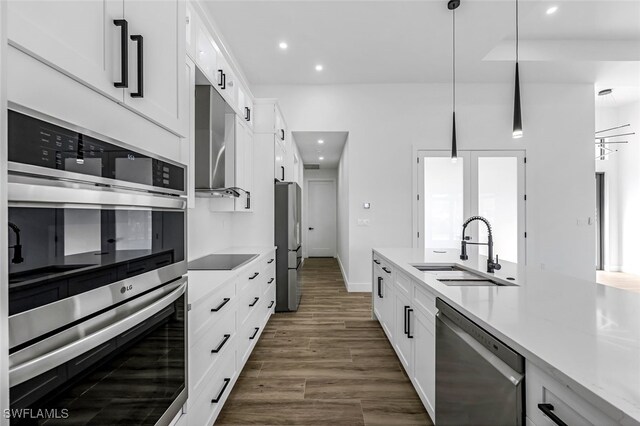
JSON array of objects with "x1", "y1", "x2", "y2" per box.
[{"x1": 9, "y1": 279, "x2": 186, "y2": 387}]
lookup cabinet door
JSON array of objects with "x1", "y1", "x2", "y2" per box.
[
  {"x1": 185, "y1": 2, "x2": 197, "y2": 60},
  {"x1": 373, "y1": 267, "x2": 384, "y2": 322},
  {"x1": 234, "y1": 118, "x2": 253, "y2": 212},
  {"x1": 195, "y1": 21, "x2": 219, "y2": 86},
  {"x1": 393, "y1": 292, "x2": 413, "y2": 373},
  {"x1": 380, "y1": 275, "x2": 395, "y2": 341},
  {"x1": 274, "y1": 141, "x2": 286, "y2": 182},
  {"x1": 412, "y1": 308, "x2": 436, "y2": 420},
  {"x1": 7, "y1": 0, "x2": 124, "y2": 102},
  {"x1": 123, "y1": 0, "x2": 186, "y2": 137}
]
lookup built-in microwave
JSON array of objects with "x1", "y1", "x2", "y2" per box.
[{"x1": 6, "y1": 107, "x2": 188, "y2": 425}]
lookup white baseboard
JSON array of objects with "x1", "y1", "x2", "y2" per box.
[{"x1": 336, "y1": 255, "x2": 372, "y2": 293}]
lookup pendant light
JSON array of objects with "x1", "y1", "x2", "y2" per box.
[
  {"x1": 512, "y1": 0, "x2": 523, "y2": 138},
  {"x1": 449, "y1": 0, "x2": 460, "y2": 162}
]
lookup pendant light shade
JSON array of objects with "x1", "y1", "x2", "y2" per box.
[
  {"x1": 512, "y1": 0, "x2": 523, "y2": 139},
  {"x1": 449, "y1": 0, "x2": 459, "y2": 161}
]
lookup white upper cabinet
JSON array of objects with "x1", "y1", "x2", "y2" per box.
[
  {"x1": 234, "y1": 118, "x2": 254, "y2": 212},
  {"x1": 122, "y1": 0, "x2": 186, "y2": 137},
  {"x1": 7, "y1": 0, "x2": 187, "y2": 138},
  {"x1": 185, "y1": 2, "x2": 197, "y2": 60},
  {"x1": 7, "y1": 0, "x2": 125, "y2": 103}
]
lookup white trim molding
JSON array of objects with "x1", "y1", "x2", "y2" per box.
[{"x1": 337, "y1": 255, "x2": 370, "y2": 293}]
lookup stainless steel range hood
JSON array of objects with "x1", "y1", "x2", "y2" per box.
[{"x1": 194, "y1": 85, "x2": 243, "y2": 198}]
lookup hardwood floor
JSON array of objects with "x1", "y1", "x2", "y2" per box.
[
  {"x1": 216, "y1": 257, "x2": 432, "y2": 425},
  {"x1": 597, "y1": 271, "x2": 640, "y2": 293}
]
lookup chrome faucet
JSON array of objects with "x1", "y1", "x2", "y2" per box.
[
  {"x1": 8, "y1": 222, "x2": 24, "y2": 264},
  {"x1": 460, "y1": 216, "x2": 501, "y2": 273}
]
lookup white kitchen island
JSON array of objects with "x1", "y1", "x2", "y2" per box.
[{"x1": 372, "y1": 247, "x2": 640, "y2": 426}]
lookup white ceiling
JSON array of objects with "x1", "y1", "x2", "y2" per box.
[
  {"x1": 292, "y1": 131, "x2": 348, "y2": 168},
  {"x1": 203, "y1": 0, "x2": 640, "y2": 91}
]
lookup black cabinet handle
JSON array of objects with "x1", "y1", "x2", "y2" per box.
[
  {"x1": 268, "y1": 278, "x2": 274, "y2": 284},
  {"x1": 373, "y1": 259, "x2": 380, "y2": 265},
  {"x1": 267, "y1": 259, "x2": 274, "y2": 264},
  {"x1": 249, "y1": 327, "x2": 259, "y2": 340},
  {"x1": 404, "y1": 306, "x2": 409, "y2": 335},
  {"x1": 377, "y1": 276, "x2": 383, "y2": 298},
  {"x1": 249, "y1": 297, "x2": 259, "y2": 307},
  {"x1": 130, "y1": 34, "x2": 143, "y2": 98},
  {"x1": 217, "y1": 70, "x2": 226, "y2": 90},
  {"x1": 537, "y1": 404, "x2": 568, "y2": 426},
  {"x1": 249, "y1": 272, "x2": 259, "y2": 280},
  {"x1": 268, "y1": 301, "x2": 274, "y2": 308},
  {"x1": 211, "y1": 378, "x2": 231, "y2": 403},
  {"x1": 245, "y1": 107, "x2": 251, "y2": 121},
  {"x1": 281, "y1": 166, "x2": 285, "y2": 181},
  {"x1": 279, "y1": 129, "x2": 285, "y2": 140},
  {"x1": 407, "y1": 308, "x2": 414, "y2": 339},
  {"x1": 382, "y1": 267, "x2": 391, "y2": 274},
  {"x1": 113, "y1": 20, "x2": 128, "y2": 88},
  {"x1": 211, "y1": 334, "x2": 231, "y2": 353},
  {"x1": 211, "y1": 297, "x2": 230, "y2": 312}
]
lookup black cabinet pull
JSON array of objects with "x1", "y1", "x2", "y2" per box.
[
  {"x1": 407, "y1": 308, "x2": 414, "y2": 338},
  {"x1": 130, "y1": 34, "x2": 143, "y2": 98},
  {"x1": 211, "y1": 378, "x2": 231, "y2": 403},
  {"x1": 249, "y1": 327, "x2": 259, "y2": 340},
  {"x1": 245, "y1": 107, "x2": 251, "y2": 121},
  {"x1": 249, "y1": 297, "x2": 259, "y2": 307},
  {"x1": 267, "y1": 259, "x2": 274, "y2": 264},
  {"x1": 382, "y1": 267, "x2": 391, "y2": 274},
  {"x1": 217, "y1": 70, "x2": 226, "y2": 90},
  {"x1": 211, "y1": 297, "x2": 230, "y2": 312},
  {"x1": 537, "y1": 404, "x2": 568, "y2": 426},
  {"x1": 268, "y1": 278, "x2": 274, "y2": 284},
  {"x1": 373, "y1": 259, "x2": 380, "y2": 265},
  {"x1": 113, "y1": 20, "x2": 128, "y2": 88},
  {"x1": 404, "y1": 306, "x2": 409, "y2": 335},
  {"x1": 268, "y1": 301, "x2": 274, "y2": 308},
  {"x1": 377, "y1": 276, "x2": 383, "y2": 298},
  {"x1": 279, "y1": 129, "x2": 285, "y2": 140},
  {"x1": 281, "y1": 166, "x2": 285, "y2": 181},
  {"x1": 211, "y1": 334, "x2": 231, "y2": 353},
  {"x1": 249, "y1": 272, "x2": 259, "y2": 280}
]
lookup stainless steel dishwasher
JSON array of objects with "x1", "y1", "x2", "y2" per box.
[{"x1": 436, "y1": 298, "x2": 525, "y2": 426}]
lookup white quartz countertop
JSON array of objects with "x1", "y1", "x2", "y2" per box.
[
  {"x1": 187, "y1": 246, "x2": 276, "y2": 304},
  {"x1": 374, "y1": 247, "x2": 640, "y2": 426}
]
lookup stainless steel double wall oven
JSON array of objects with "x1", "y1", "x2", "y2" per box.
[{"x1": 6, "y1": 106, "x2": 188, "y2": 425}]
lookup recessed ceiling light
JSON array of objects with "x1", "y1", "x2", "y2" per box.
[
  {"x1": 315, "y1": 64, "x2": 323, "y2": 72},
  {"x1": 319, "y1": 156, "x2": 324, "y2": 160},
  {"x1": 318, "y1": 139, "x2": 324, "y2": 144},
  {"x1": 546, "y1": 6, "x2": 558, "y2": 15},
  {"x1": 279, "y1": 42, "x2": 288, "y2": 50}
]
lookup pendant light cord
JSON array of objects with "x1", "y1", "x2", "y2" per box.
[
  {"x1": 452, "y1": 8, "x2": 456, "y2": 113},
  {"x1": 515, "y1": 0, "x2": 519, "y2": 62}
]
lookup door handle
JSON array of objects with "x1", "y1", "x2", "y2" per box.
[
  {"x1": 211, "y1": 378, "x2": 231, "y2": 403},
  {"x1": 130, "y1": 34, "x2": 143, "y2": 98},
  {"x1": 382, "y1": 267, "x2": 391, "y2": 274},
  {"x1": 407, "y1": 308, "x2": 414, "y2": 338},
  {"x1": 281, "y1": 166, "x2": 285, "y2": 181},
  {"x1": 268, "y1": 301, "x2": 274, "y2": 309},
  {"x1": 249, "y1": 272, "x2": 259, "y2": 280},
  {"x1": 249, "y1": 327, "x2": 259, "y2": 340},
  {"x1": 377, "y1": 277, "x2": 383, "y2": 298},
  {"x1": 267, "y1": 278, "x2": 274, "y2": 284},
  {"x1": 537, "y1": 404, "x2": 568, "y2": 426},
  {"x1": 373, "y1": 259, "x2": 380, "y2": 265},
  {"x1": 211, "y1": 297, "x2": 230, "y2": 312},
  {"x1": 113, "y1": 20, "x2": 128, "y2": 88},
  {"x1": 211, "y1": 334, "x2": 231, "y2": 353},
  {"x1": 404, "y1": 306, "x2": 409, "y2": 335},
  {"x1": 279, "y1": 129, "x2": 285, "y2": 140},
  {"x1": 245, "y1": 107, "x2": 251, "y2": 121},
  {"x1": 308, "y1": 227, "x2": 314, "y2": 230},
  {"x1": 249, "y1": 297, "x2": 259, "y2": 307}
]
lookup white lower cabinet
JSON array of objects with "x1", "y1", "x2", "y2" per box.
[
  {"x1": 394, "y1": 290, "x2": 414, "y2": 371},
  {"x1": 187, "y1": 250, "x2": 276, "y2": 425},
  {"x1": 411, "y1": 307, "x2": 436, "y2": 420}
]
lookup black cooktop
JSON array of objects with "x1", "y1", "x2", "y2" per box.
[{"x1": 188, "y1": 254, "x2": 258, "y2": 271}]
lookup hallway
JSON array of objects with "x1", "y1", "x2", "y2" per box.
[{"x1": 216, "y1": 257, "x2": 431, "y2": 425}]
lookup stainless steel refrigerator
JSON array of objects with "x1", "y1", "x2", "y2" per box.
[{"x1": 274, "y1": 182, "x2": 302, "y2": 311}]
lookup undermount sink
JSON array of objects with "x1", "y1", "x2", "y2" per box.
[{"x1": 412, "y1": 264, "x2": 516, "y2": 287}]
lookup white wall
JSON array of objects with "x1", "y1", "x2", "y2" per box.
[
  {"x1": 253, "y1": 83, "x2": 596, "y2": 286},
  {"x1": 337, "y1": 140, "x2": 350, "y2": 281},
  {"x1": 303, "y1": 168, "x2": 338, "y2": 258}
]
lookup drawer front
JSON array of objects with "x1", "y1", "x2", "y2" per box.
[
  {"x1": 238, "y1": 279, "x2": 264, "y2": 327},
  {"x1": 527, "y1": 362, "x2": 617, "y2": 426},
  {"x1": 189, "y1": 307, "x2": 236, "y2": 394},
  {"x1": 264, "y1": 270, "x2": 276, "y2": 296},
  {"x1": 188, "y1": 351, "x2": 236, "y2": 426},
  {"x1": 190, "y1": 278, "x2": 236, "y2": 342},
  {"x1": 394, "y1": 269, "x2": 411, "y2": 297},
  {"x1": 263, "y1": 254, "x2": 276, "y2": 270},
  {"x1": 238, "y1": 307, "x2": 265, "y2": 367},
  {"x1": 414, "y1": 283, "x2": 436, "y2": 320}
]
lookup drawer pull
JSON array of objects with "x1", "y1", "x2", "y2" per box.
[
  {"x1": 249, "y1": 297, "x2": 260, "y2": 307},
  {"x1": 407, "y1": 308, "x2": 414, "y2": 339},
  {"x1": 267, "y1": 259, "x2": 274, "y2": 264},
  {"x1": 268, "y1": 278, "x2": 274, "y2": 284},
  {"x1": 537, "y1": 404, "x2": 568, "y2": 426},
  {"x1": 249, "y1": 272, "x2": 259, "y2": 280},
  {"x1": 211, "y1": 334, "x2": 231, "y2": 353},
  {"x1": 382, "y1": 267, "x2": 391, "y2": 274},
  {"x1": 211, "y1": 378, "x2": 231, "y2": 403},
  {"x1": 377, "y1": 276, "x2": 383, "y2": 298},
  {"x1": 373, "y1": 259, "x2": 380, "y2": 265},
  {"x1": 268, "y1": 301, "x2": 274, "y2": 309},
  {"x1": 249, "y1": 327, "x2": 259, "y2": 340},
  {"x1": 211, "y1": 297, "x2": 231, "y2": 312}
]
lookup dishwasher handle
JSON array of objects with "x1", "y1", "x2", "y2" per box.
[{"x1": 436, "y1": 311, "x2": 524, "y2": 386}]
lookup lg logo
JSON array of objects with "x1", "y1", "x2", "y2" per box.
[
  {"x1": 120, "y1": 284, "x2": 133, "y2": 294},
  {"x1": 127, "y1": 154, "x2": 135, "y2": 160}
]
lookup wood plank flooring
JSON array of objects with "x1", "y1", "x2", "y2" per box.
[
  {"x1": 597, "y1": 271, "x2": 640, "y2": 293},
  {"x1": 216, "y1": 257, "x2": 432, "y2": 425}
]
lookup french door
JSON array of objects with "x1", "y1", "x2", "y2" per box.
[{"x1": 416, "y1": 150, "x2": 526, "y2": 265}]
